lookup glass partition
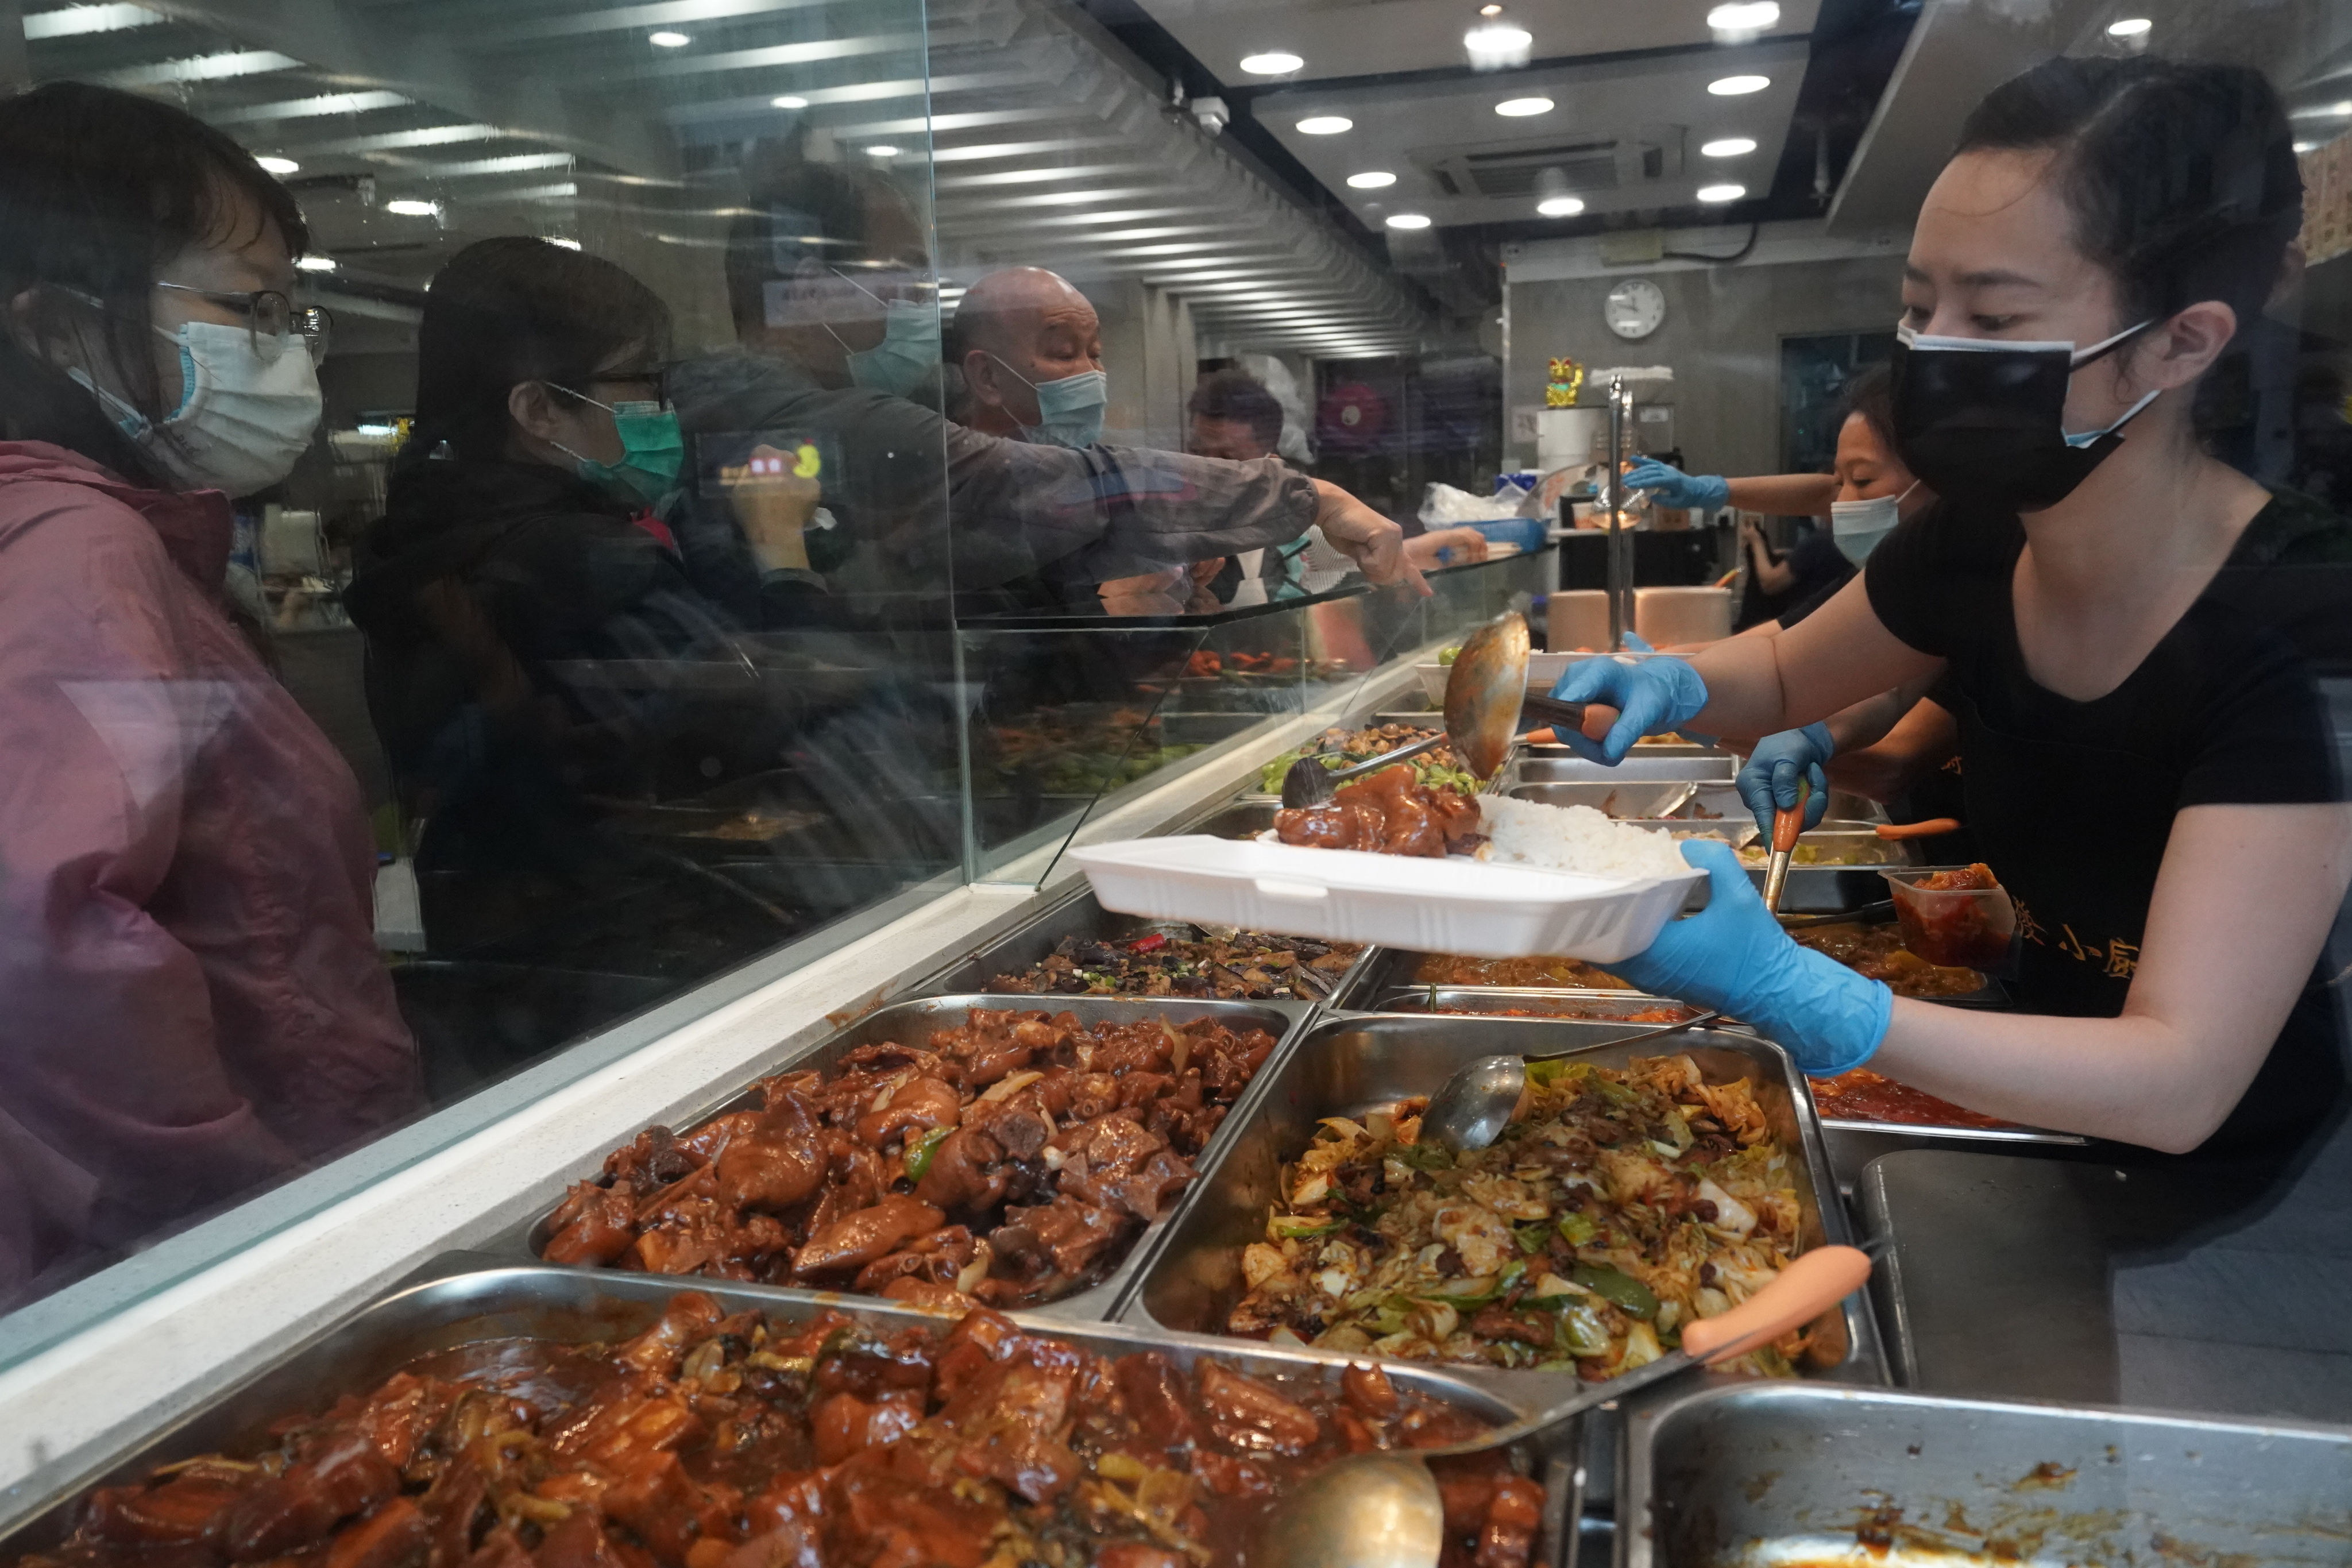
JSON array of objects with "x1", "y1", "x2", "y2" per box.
[{"x1": 4, "y1": 0, "x2": 2349, "y2": 1426}]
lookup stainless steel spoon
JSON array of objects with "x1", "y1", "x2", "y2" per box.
[
  {"x1": 1254, "y1": 1245, "x2": 1875, "y2": 1568},
  {"x1": 1419, "y1": 1009, "x2": 1723, "y2": 1153},
  {"x1": 1280, "y1": 613, "x2": 1614, "y2": 808}
]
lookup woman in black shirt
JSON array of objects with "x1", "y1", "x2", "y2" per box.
[{"x1": 1556, "y1": 56, "x2": 2351, "y2": 1171}]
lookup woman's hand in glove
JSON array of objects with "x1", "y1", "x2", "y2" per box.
[
  {"x1": 1611, "y1": 839, "x2": 1891, "y2": 1076},
  {"x1": 1736, "y1": 723, "x2": 1835, "y2": 840},
  {"x1": 1623, "y1": 458, "x2": 1731, "y2": 511},
  {"x1": 1549, "y1": 651, "x2": 1710, "y2": 763}
]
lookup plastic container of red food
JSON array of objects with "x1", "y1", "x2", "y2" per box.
[{"x1": 1880, "y1": 866, "x2": 2017, "y2": 970}]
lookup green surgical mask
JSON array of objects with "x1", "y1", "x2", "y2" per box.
[{"x1": 548, "y1": 384, "x2": 685, "y2": 503}]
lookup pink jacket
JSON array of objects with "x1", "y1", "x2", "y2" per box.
[{"x1": 0, "y1": 443, "x2": 419, "y2": 1301}]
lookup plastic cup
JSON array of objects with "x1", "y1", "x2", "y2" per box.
[{"x1": 1881, "y1": 868, "x2": 2017, "y2": 970}]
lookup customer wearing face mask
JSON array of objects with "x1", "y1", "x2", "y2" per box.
[
  {"x1": 345, "y1": 239, "x2": 824, "y2": 959},
  {"x1": 0, "y1": 82, "x2": 420, "y2": 1301},
  {"x1": 1554, "y1": 58, "x2": 2351, "y2": 1217},
  {"x1": 666, "y1": 155, "x2": 1420, "y2": 609}
]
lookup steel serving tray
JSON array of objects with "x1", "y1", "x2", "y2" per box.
[
  {"x1": 0, "y1": 1262, "x2": 1581, "y2": 1568},
  {"x1": 502, "y1": 993, "x2": 1315, "y2": 1323},
  {"x1": 1367, "y1": 987, "x2": 1704, "y2": 1022},
  {"x1": 918, "y1": 880, "x2": 1365, "y2": 1009},
  {"x1": 1122, "y1": 1013, "x2": 1885, "y2": 1401},
  {"x1": 1329, "y1": 945, "x2": 1650, "y2": 1009},
  {"x1": 1621, "y1": 1380, "x2": 2352, "y2": 1568},
  {"x1": 1816, "y1": 1118, "x2": 2087, "y2": 1195}
]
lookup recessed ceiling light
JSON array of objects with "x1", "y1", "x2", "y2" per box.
[
  {"x1": 2105, "y1": 16, "x2": 2152, "y2": 34},
  {"x1": 1385, "y1": 212, "x2": 1432, "y2": 230},
  {"x1": 1496, "y1": 96, "x2": 1554, "y2": 117},
  {"x1": 1708, "y1": 74, "x2": 1770, "y2": 95},
  {"x1": 865, "y1": 144, "x2": 899, "y2": 156},
  {"x1": 385, "y1": 198, "x2": 439, "y2": 217},
  {"x1": 1347, "y1": 170, "x2": 1397, "y2": 189},
  {"x1": 295, "y1": 254, "x2": 337, "y2": 271},
  {"x1": 1463, "y1": 19, "x2": 1532, "y2": 66},
  {"x1": 1239, "y1": 51, "x2": 1303, "y2": 74},
  {"x1": 1296, "y1": 115, "x2": 1353, "y2": 134},
  {"x1": 648, "y1": 30, "x2": 690, "y2": 47},
  {"x1": 772, "y1": 94, "x2": 809, "y2": 109},
  {"x1": 1537, "y1": 195, "x2": 1585, "y2": 217},
  {"x1": 1696, "y1": 183, "x2": 1746, "y2": 203},
  {"x1": 256, "y1": 155, "x2": 299, "y2": 175},
  {"x1": 1706, "y1": 2, "x2": 1780, "y2": 32},
  {"x1": 1701, "y1": 136, "x2": 1758, "y2": 158}
]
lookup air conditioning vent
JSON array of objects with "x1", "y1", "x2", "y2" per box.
[
  {"x1": 1451, "y1": 139, "x2": 1621, "y2": 198},
  {"x1": 1417, "y1": 125, "x2": 1686, "y2": 205}
]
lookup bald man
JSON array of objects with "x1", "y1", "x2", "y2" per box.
[{"x1": 951, "y1": 267, "x2": 1108, "y2": 447}]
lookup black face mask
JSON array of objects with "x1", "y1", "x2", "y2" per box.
[{"x1": 1888, "y1": 320, "x2": 2158, "y2": 512}]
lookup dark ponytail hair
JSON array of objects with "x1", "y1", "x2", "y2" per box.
[
  {"x1": 0, "y1": 80, "x2": 310, "y2": 481},
  {"x1": 1955, "y1": 57, "x2": 2301, "y2": 339},
  {"x1": 410, "y1": 237, "x2": 672, "y2": 464}
]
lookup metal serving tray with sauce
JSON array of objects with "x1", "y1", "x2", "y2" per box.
[
  {"x1": 0, "y1": 1264, "x2": 1582, "y2": 1568},
  {"x1": 499, "y1": 994, "x2": 1316, "y2": 1323},
  {"x1": 1621, "y1": 1380, "x2": 2352, "y2": 1568},
  {"x1": 1365, "y1": 987, "x2": 1703, "y2": 1022},
  {"x1": 1119, "y1": 1013, "x2": 1886, "y2": 1402},
  {"x1": 1327, "y1": 946, "x2": 1652, "y2": 1009}
]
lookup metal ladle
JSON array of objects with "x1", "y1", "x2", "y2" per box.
[
  {"x1": 1280, "y1": 613, "x2": 1617, "y2": 808},
  {"x1": 1254, "y1": 1245, "x2": 1875, "y2": 1568},
  {"x1": 1418, "y1": 1008, "x2": 1722, "y2": 1154}
]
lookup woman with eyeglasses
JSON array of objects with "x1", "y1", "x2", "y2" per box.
[
  {"x1": 0, "y1": 82, "x2": 418, "y2": 1301},
  {"x1": 1555, "y1": 57, "x2": 2351, "y2": 1225},
  {"x1": 345, "y1": 237, "x2": 859, "y2": 966}
]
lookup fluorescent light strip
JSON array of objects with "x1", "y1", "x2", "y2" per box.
[
  {"x1": 934, "y1": 163, "x2": 1154, "y2": 190},
  {"x1": 22, "y1": 3, "x2": 161, "y2": 39},
  {"x1": 929, "y1": 140, "x2": 1107, "y2": 163},
  {"x1": 424, "y1": 152, "x2": 574, "y2": 176},
  {"x1": 642, "y1": 32, "x2": 916, "y2": 76},
  {"x1": 211, "y1": 90, "x2": 411, "y2": 123},
  {"x1": 95, "y1": 49, "x2": 300, "y2": 87},
  {"x1": 504, "y1": 182, "x2": 581, "y2": 201},
  {"x1": 302, "y1": 123, "x2": 504, "y2": 155}
]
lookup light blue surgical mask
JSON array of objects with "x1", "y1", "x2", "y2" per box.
[
  {"x1": 826, "y1": 269, "x2": 940, "y2": 397},
  {"x1": 989, "y1": 354, "x2": 1109, "y2": 449},
  {"x1": 547, "y1": 385, "x2": 685, "y2": 504}
]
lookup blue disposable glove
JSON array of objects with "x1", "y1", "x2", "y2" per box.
[
  {"x1": 1612, "y1": 839, "x2": 1891, "y2": 1076},
  {"x1": 1736, "y1": 723, "x2": 1834, "y2": 841},
  {"x1": 1623, "y1": 458, "x2": 1731, "y2": 512},
  {"x1": 1549, "y1": 652, "x2": 1710, "y2": 763}
]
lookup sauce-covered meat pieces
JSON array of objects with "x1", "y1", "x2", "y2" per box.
[
  {"x1": 986, "y1": 928, "x2": 1358, "y2": 1002},
  {"x1": 543, "y1": 1010, "x2": 1279, "y2": 1308},
  {"x1": 23, "y1": 1296, "x2": 1539, "y2": 1568},
  {"x1": 1789, "y1": 922, "x2": 1984, "y2": 998},
  {"x1": 1276, "y1": 765, "x2": 1482, "y2": 858}
]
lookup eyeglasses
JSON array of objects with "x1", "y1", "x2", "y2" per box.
[
  {"x1": 549, "y1": 369, "x2": 671, "y2": 411},
  {"x1": 153, "y1": 282, "x2": 333, "y2": 364}
]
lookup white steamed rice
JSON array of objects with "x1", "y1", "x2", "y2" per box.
[{"x1": 1474, "y1": 796, "x2": 1693, "y2": 880}]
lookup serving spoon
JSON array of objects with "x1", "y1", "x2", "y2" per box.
[
  {"x1": 1280, "y1": 613, "x2": 1617, "y2": 808},
  {"x1": 1418, "y1": 1008, "x2": 1723, "y2": 1154},
  {"x1": 1254, "y1": 1245, "x2": 1875, "y2": 1568}
]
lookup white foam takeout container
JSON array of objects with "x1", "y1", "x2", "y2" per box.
[{"x1": 1070, "y1": 835, "x2": 1703, "y2": 961}]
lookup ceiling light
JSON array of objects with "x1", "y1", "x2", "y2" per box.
[
  {"x1": 1537, "y1": 195, "x2": 1584, "y2": 217},
  {"x1": 2105, "y1": 16, "x2": 2152, "y2": 34},
  {"x1": 1385, "y1": 212, "x2": 1432, "y2": 230},
  {"x1": 865, "y1": 144, "x2": 899, "y2": 156},
  {"x1": 385, "y1": 198, "x2": 439, "y2": 217},
  {"x1": 1706, "y1": 2, "x2": 1780, "y2": 33},
  {"x1": 1239, "y1": 51, "x2": 1303, "y2": 74},
  {"x1": 1701, "y1": 137, "x2": 1758, "y2": 158},
  {"x1": 647, "y1": 30, "x2": 690, "y2": 47},
  {"x1": 295, "y1": 254, "x2": 337, "y2": 272},
  {"x1": 1346, "y1": 170, "x2": 1397, "y2": 189},
  {"x1": 547, "y1": 238, "x2": 582, "y2": 250},
  {"x1": 1696, "y1": 182, "x2": 1746, "y2": 203},
  {"x1": 1296, "y1": 115, "x2": 1352, "y2": 134},
  {"x1": 1709, "y1": 75, "x2": 1770, "y2": 95},
  {"x1": 255, "y1": 155, "x2": 299, "y2": 175},
  {"x1": 22, "y1": 4, "x2": 164, "y2": 40},
  {"x1": 2297, "y1": 141, "x2": 2318, "y2": 153},
  {"x1": 1496, "y1": 96, "x2": 1554, "y2": 117},
  {"x1": 772, "y1": 94, "x2": 809, "y2": 109},
  {"x1": 1463, "y1": 18, "x2": 1532, "y2": 68}
]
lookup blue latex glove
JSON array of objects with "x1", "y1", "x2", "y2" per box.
[
  {"x1": 1736, "y1": 723, "x2": 1835, "y2": 840},
  {"x1": 1623, "y1": 458, "x2": 1731, "y2": 511},
  {"x1": 1613, "y1": 839, "x2": 1891, "y2": 1076},
  {"x1": 1549, "y1": 652, "x2": 1710, "y2": 763}
]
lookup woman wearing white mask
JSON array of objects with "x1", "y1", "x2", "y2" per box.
[
  {"x1": 0, "y1": 83, "x2": 419, "y2": 1301},
  {"x1": 1552, "y1": 58, "x2": 2351, "y2": 1219}
]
